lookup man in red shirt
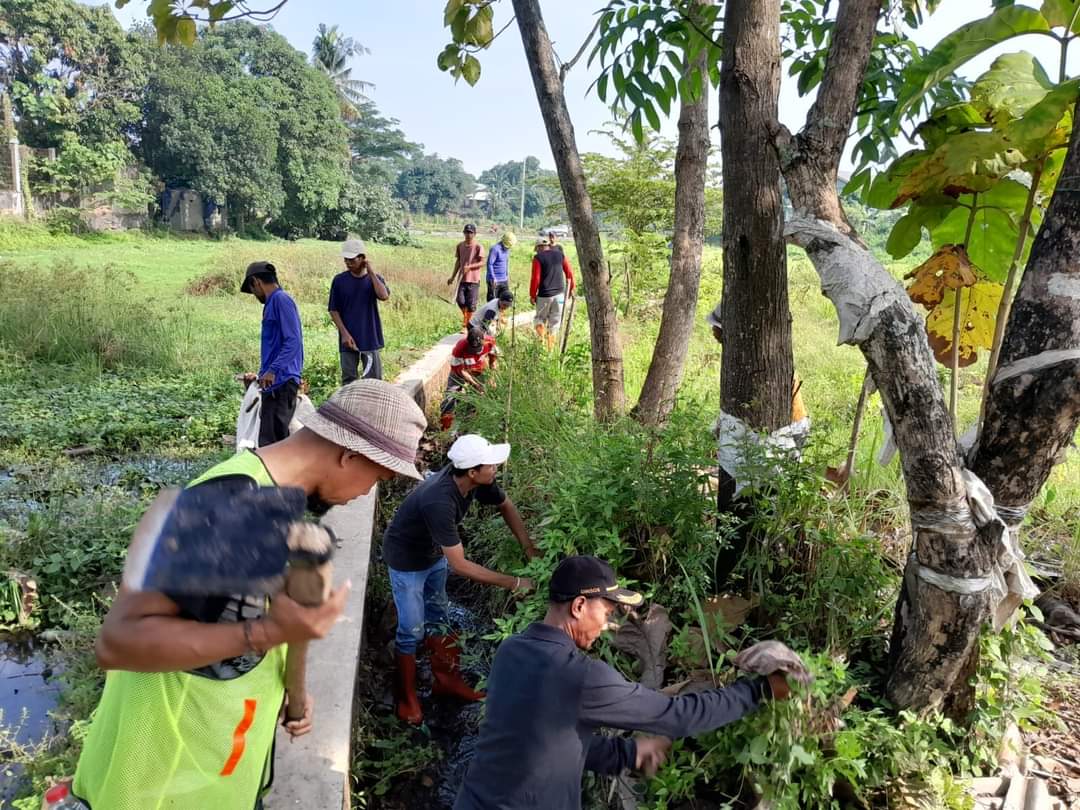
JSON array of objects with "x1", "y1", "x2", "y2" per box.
[
  {"x1": 440, "y1": 327, "x2": 496, "y2": 430},
  {"x1": 530, "y1": 242, "x2": 576, "y2": 349},
  {"x1": 447, "y1": 223, "x2": 486, "y2": 332}
]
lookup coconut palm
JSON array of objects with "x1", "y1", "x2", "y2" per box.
[{"x1": 311, "y1": 23, "x2": 373, "y2": 120}]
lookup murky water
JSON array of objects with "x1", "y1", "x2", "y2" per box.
[
  {"x1": 0, "y1": 640, "x2": 62, "y2": 746},
  {"x1": 0, "y1": 639, "x2": 62, "y2": 806}
]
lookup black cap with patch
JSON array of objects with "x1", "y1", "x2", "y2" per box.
[{"x1": 549, "y1": 555, "x2": 643, "y2": 607}]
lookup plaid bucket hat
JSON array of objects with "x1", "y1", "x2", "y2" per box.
[{"x1": 301, "y1": 380, "x2": 426, "y2": 479}]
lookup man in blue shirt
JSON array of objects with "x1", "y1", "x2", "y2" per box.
[
  {"x1": 329, "y1": 239, "x2": 390, "y2": 382},
  {"x1": 485, "y1": 231, "x2": 515, "y2": 304},
  {"x1": 241, "y1": 261, "x2": 304, "y2": 447}
]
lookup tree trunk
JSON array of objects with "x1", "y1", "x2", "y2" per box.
[
  {"x1": 970, "y1": 119, "x2": 1080, "y2": 544},
  {"x1": 634, "y1": 0, "x2": 712, "y2": 428},
  {"x1": 512, "y1": 0, "x2": 625, "y2": 420},
  {"x1": 718, "y1": 0, "x2": 792, "y2": 432},
  {"x1": 752, "y1": 0, "x2": 999, "y2": 712}
]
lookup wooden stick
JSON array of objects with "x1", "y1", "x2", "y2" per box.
[
  {"x1": 560, "y1": 291, "x2": 577, "y2": 357},
  {"x1": 283, "y1": 523, "x2": 334, "y2": 722}
]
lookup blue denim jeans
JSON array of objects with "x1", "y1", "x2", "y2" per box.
[{"x1": 388, "y1": 557, "x2": 450, "y2": 654}]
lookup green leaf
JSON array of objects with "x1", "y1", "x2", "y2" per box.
[
  {"x1": 893, "y1": 5, "x2": 1054, "y2": 124},
  {"x1": 450, "y1": 7, "x2": 469, "y2": 41},
  {"x1": 444, "y1": 0, "x2": 465, "y2": 27},
  {"x1": 930, "y1": 202, "x2": 1020, "y2": 282},
  {"x1": 176, "y1": 16, "x2": 197, "y2": 47},
  {"x1": 437, "y1": 44, "x2": 460, "y2": 72},
  {"x1": 913, "y1": 102, "x2": 988, "y2": 151},
  {"x1": 461, "y1": 55, "x2": 482, "y2": 86},
  {"x1": 1040, "y1": 0, "x2": 1080, "y2": 29},
  {"x1": 207, "y1": 2, "x2": 233, "y2": 23},
  {"x1": 971, "y1": 52, "x2": 1054, "y2": 121},
  {"x1": 631, "y1": 110, "x2": 644, "y2": 144},
  {"x1": 468, "y1": 5, "x2": 495, "y2": 47},
  {"x1": 790, "y1": 743, "x2": 816, "y2": 766},
  {"x1": 887, "y1": 212, "x2": 925, "y2": 258},
  {"x1": 1005, "y1": 77, "x2": 1080, "y2": 145},
  {"x1": 866, "y1": 150, "x2": 928, "y2": 209},
  {"x1": 613, "y1": 63, "x2": 626, "y2": 97},
  {"x1": 597, "y1": 72, "x2": 609, "y2": 102},
  {"x1": 894, "y1": 131, "x2": 1027, "y2": 206},
  {"x1": 642, "y1": 98, "x2": 661, "y2": 131}
]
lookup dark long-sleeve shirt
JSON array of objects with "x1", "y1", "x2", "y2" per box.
[
  {"x1": 454, "y1": 622, "x2": 768, "y2": 810},
  {"x1": 259, "y1": 288, "x2": 303, "y2": 392}
]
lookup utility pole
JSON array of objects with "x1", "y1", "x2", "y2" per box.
[{"x1": 519, "y1": 157, "x2": 527, "y2": 231}]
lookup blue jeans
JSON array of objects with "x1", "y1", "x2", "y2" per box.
[{"x1": 388, "y1": 557, "x2": 450, "y2": 654}]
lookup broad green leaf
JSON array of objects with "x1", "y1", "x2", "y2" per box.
[
  {"x1": 176, "y1": 16, "x2": 196, "y2": 46},
  {"x1": 867, "y1": 150, "x2": 928, "y2": 209},
  {"x1": 887, "y1": 212, "x2": 925, "y2": 258},
  {"x1": 894, "y1": 131, "x2": 1027, "y2": 206},
  {"x1": 1040, "y1": 0, "x2": 1080, "y2": 29},
  {"x1": 925, "y1": 280, "x2": 1004, "y2": 366},
  {"x1": 461, "y1": 55, "x2": 482, "y2": 86},
  {"x1": 631, "y1": 110, "x2": 644, "y2": 144},
  {"x1": 971, "y1": 52, "x2": 1053, "y2": 121},
  {"x1": 913, "y1": 102, "x2": 987, "y2": 151},
  {"x1": 931, "y1": 203, "x2": 1019, "y2": 282},
  {"x1": 1005, "y1": 77, "x2": 1080, "y2": 145},
  {"x1": 893, "y1": 5, "x2": 1054, "y2": 124}
]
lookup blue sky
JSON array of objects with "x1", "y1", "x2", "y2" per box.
[{"x1": 99, "y1": 1, "x2": 1077, "y2": 176}]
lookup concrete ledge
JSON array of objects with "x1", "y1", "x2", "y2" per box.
[
  {"x1": 264, "y1": 490, "x2": 375, "y2": 810},
  {"x1": 267, "y1": 312, "x2": 533, "y2": 809},
  {"x1": 394, "y1": 311, "x2": 536, "y2": 421}
]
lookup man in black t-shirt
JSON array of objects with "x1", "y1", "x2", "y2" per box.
[{"x1": 382, "y1": 434, "x2": 539, "y2": 725}]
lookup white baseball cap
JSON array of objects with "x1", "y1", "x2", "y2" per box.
[
  {"x1": 341, "y1": 238, "x2": 367, "y2": 259},
  {"x1": 447, "y1": 434, "x2": 511, "y2": 468}
]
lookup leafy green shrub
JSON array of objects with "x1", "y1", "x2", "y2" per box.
[{"x1": 0, "y1": 367, "x2": 238, "y2": 454}]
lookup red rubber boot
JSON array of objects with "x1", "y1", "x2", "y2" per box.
[{"x1": 425, "y1": 634, "x2": 485, "y2": 702}]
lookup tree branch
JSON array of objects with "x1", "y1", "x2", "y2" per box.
[
  {"x1": 558, "y1": 16, "x2": 600, "y2": 84},
  {"x1": 800, "y1": 0, "x2": 882, "y2": 172}
]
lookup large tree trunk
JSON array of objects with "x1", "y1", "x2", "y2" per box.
[
  {"x1": 634, "y1": 0, "x2": 712, "y2": 428},
  {"x1": 750, "y1": 0, "x2": 998, "y2": 711},
  {"x1": 512, "y1": 0, "x2": 625, "y2": 421},
  {"x1": 970, "y1": 118, "x2": 1080, "y2": 576},
  {"x1": 718, "y1": 0, "x2": 793, "y2": 432}
]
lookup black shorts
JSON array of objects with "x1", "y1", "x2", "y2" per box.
[{"x1": 456, "y1": 281, "x2": 480, "y2": 311}]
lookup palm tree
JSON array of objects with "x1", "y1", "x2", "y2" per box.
[{"x1": 311, "y1": 24, "x2": 373, "y2": 120}]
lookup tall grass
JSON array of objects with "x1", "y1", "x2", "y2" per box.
[{"x1": 0, "y1": 263, "x2": 180, "y2": 372}]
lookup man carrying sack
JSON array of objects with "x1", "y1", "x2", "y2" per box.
[{"x1": 70, "y1": 380, "x2": 426, "y2": 810}]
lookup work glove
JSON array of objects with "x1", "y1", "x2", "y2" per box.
[{"x1": 734, "y1": 641, "x2": 813, "y2": 686}]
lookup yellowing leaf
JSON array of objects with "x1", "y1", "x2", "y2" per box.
[
  {"x1": 905, "y1": 244, "x2": 978, "y2": 308},
  {"x1": 925, "y1": 281, "x2": 1004, "y2": 367},
  {"x1": 176, "y1": 17, "x2": 197, "y2": 47},
  {"x1": 894, "y1": 132, "x2": 1027, "y2": 206}
]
